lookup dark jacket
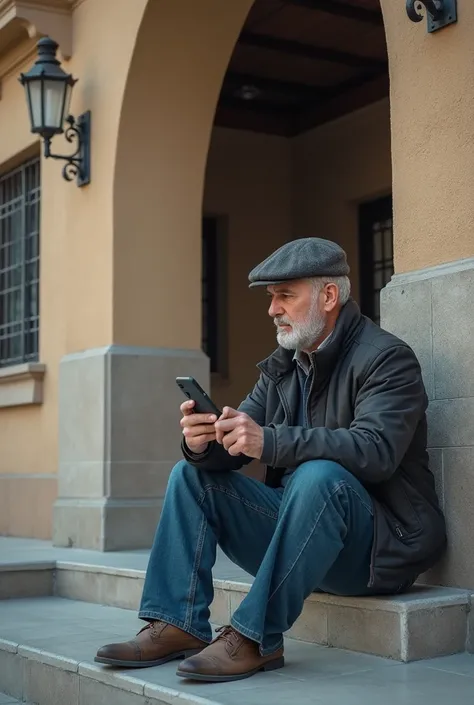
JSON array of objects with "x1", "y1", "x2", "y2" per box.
[{"x1": 183, "y1": 299, "x2": 447, "y2": 592}]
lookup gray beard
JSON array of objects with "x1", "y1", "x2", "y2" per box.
[{"x1": 275, "y1": 310, "x2": 327, "y2": 351}]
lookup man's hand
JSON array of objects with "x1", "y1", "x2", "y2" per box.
[
  {"x1": 215, "y1": 407, "x2": 264, "y2": 459},
  {"x1": 180, "y1": 400, "x2": 217, "y2": 454}
]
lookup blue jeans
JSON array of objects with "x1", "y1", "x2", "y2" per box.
[{"x1": 139, "y1": 459, "x2": 374, "y2": 656}]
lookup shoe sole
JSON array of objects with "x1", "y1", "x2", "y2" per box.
[
  {"x1": 176, "y1": 656, "x2": 285, "y2": 682},
  {"x1": 94, "y1": 648, "x2": 203, "y2": 669}
]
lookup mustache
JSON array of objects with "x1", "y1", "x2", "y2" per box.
[{"x1": 274, "y1": 317, "x2": 292, "y2": 327}]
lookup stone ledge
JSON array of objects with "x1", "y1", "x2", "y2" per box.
[
  {"x1": 0, "y1": 363, "x2": 46, "y2": 408},
  {"x1": 3, "y1": 561, "x2": 469, "y2": 663}
]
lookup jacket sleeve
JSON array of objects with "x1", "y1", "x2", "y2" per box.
[
  {"x1": 260, "y1": 345, "x2": 427, "y2": 484},
  {"x1": 182, "y1": 373, "x2": 269, "y2": 471}
]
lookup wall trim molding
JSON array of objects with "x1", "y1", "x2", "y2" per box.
[
  {"x1": 388, "y1": 257, "x2": 474, "y2": 287},
  {"x1": 0, "y1": 362, "x2": 46, "y2": 408}
]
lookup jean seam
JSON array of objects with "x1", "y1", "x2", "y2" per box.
[
  {"x1": 344, "y1": 483, "x2": 373, "y2": 517},
  {"x1": 198, "y1": 484, "x2": 279, "y2": 520},
  {"x1": 268, "y1": 479, "x2": 360, "y2": 602},
  {"x1": 184, "y1": 512, "x2": 207, "y2": 630}
]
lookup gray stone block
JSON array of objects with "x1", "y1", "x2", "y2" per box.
[
  {"x1": 209, "y1": 585, "x2": 231, "y2": 625},
  {"x1": 78, "y1": 664, "x2": 145, "y2": 695},
  {"x1": 53, "y1": 498, "x2": 162, "y2": 551},
  {"x1": 108, "y1": 461, "x2": 174, "y2": 499},
  {"x1": 427, "y1": 399, "x2": 474, "y2": 448},
  {"x1": 55, "y1": 566, "x2": 146, "y2": 610},
  {"x1": 0, "y1": 649, "x2": 23, "y2": 700},
  {"x1": 54, "y1": 346, "x2": 208, "y2": 551},
  {"x1": 286, "y1": 597, "x2": 328, "y2": 645},
  {"x1": 404, "y1": 604, "x2": 468, "y2": 661},
  {"x1": 23, "y1": 659, "x2": 79, "y2": 705},
  {"x1": 428, "y1": 448, "x2": 444, "y2": 508},
  {"x1": 0, "y1": 568, "x2": 53, "y2": 600},
  {"x1": 53, "y1": 501, "x2": 104, "y2": 550},
  {"x1": 58, "y1": 351, "x2": 106, "y2": 464},
  {"x1": 432, "y1": 266, "x2": 474, "y2": 400},
  {"x1": 326, "y1": 603, "x2": 402, "y2": 659},
  {"x1": 381, "y1": 278, "x2": 434, "y2": 399},
  {"x1": 427, "y1": 447, "x2": 474, "y2": 589},
  {"x1": 467, "y1": 598, "x2": 474, "y2": 653},
  {"x1": 79, "y1": 678, "x2": 146, "y2": 705}
]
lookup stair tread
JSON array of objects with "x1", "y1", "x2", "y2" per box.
[{"x1": 1, "y1": 597, "x2": 474, "y2": 705}]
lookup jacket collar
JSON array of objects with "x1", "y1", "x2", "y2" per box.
[{"x1": 257, "y1": 298, "x2": 363, "y2": 383}]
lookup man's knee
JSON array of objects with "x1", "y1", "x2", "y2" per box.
[
  {"x1": 288, "y1": 460, "x2": 352, "y2": 493},
  {"x1": 168, "y1": 459, "x2": 201, "y2": 492}
]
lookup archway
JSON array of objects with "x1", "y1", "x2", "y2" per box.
[
  {"x1": 201, "y1": 1, "x2": 392, "y2": 410},
  {"x1": 113, "y1": 0, "x2": 254, "y2": 351}
]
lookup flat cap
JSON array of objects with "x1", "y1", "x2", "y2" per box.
[{"x1": 248, "y1": 237, "x2": 350, "y2": 288}]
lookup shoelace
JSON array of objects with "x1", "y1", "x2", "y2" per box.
[{"x1": 215, "y1": 625, "x2": 242, "y2": 650}]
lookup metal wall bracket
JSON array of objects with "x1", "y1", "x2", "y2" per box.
[
  {"x1": 406, "y1": 0, "x2": 457, "y2": 33},
  {"x1": 43, "y1": 111, "x2": 91, "y2": 187}
]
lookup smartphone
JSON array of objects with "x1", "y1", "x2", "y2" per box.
[{"x1": 176, "y1": 377, "x2": 221, "y2": 416}]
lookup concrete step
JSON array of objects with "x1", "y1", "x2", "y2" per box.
[
  {"x1": 1, "y1": 558, "x2": 473, "y2": 663},
  {"x1": 0, "y1": 691, "x2": 25, "y2": 705},
  {"x1": 1, "y1": 596, "x2": 474, "y2": 705}
]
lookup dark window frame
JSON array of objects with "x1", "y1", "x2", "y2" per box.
[
  {"x1": 202, "y1": 215, "x2": 228, "y2": 376},
  {"x1": 0, "y1": 157, "x2": 41, "y2": 368},
  {"x1": 358, "y1": 194, "x2": 393, "y2": 325}
]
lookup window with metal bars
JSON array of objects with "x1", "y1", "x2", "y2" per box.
[
  {"x1": 358, "y1": 194, "x2": 393, "y2": 325},
  {"x1": 0, "y1": 157, "x2": 41, "y2": 367},
  {"x1": 202, "y1": 216, "x2": 227, "y2": 375}
]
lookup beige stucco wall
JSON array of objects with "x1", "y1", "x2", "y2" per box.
[
  {"x1": 0, "y1": 0, "x2": 153, "y2": 537},
  {"x1": 380, "y1": 0, "x2": 474, "y2": 271},
  {"x1": 0, "y1": 0, "x2": 255, "y2": 538},
  {"x1": 0, "y1": 54, "x2": 56, "y2": 538}
]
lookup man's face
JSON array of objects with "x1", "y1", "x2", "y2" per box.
[{"x1": 267, "y1": 280, "x2": 327, "y2": 351}]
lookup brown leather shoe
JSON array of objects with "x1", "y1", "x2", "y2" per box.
[
  {"x1": 95, "y1": 621, "x2": 207, "y2": 668},
  {"x1": 176, "y1": 625, "x2": 284, "y2": 682}
]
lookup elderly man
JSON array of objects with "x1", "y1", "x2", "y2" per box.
[{"x1": 96, "y1": 238, "x2": 446, "y2": 683}]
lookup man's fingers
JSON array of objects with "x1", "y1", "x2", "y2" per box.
[
  {"x1": 219, "y1": 406, "x2": 239, "y2": 420},
  {"x1": 180, "y1": 400, "x2": 195, "y2": 415},
  {"x1": 183, "y1": 423, "x2": 217, "y2": 438},
  {"x1": 215, "y1": 416, "x2": 242, "y2": 433},
  {"x1": 180, "y1": 413, "x2": 217, "y2": 428},
  {"x1": 189, "y1": 433, "x2": 216, "y2": 446},
  {"x1": 222, "y1": 429, "x2": 239, "y2": 451}
]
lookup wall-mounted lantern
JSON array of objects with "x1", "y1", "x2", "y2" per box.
[
  {"x1": 406, "y1": 0, "x2": 457, "y2": 33},
  {"x1": 19, "y1": 37, "x2": 90, "y2": 187}
]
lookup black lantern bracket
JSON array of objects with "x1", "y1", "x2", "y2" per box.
[
  {"x1": 44, "y1": 111, "x2": 91, "y2": 187},
  {"x1": 406, "y1": 0, "x2": 457, "y2": 33}
]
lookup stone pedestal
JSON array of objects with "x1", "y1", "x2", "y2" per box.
[
  {"x1": 53, "y1": 345, "x2": 209, "y2": 550},
  {"x1": 381, "y1": 258, "x2": 474, "y2": 589}
]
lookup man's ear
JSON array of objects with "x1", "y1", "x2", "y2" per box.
[{"x1": 322, "y1": 283, "x2": 339, "y2": 312}]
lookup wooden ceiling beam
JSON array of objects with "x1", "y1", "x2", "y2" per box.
[
  {"x1": 286, "y1": 0, "x2": 383, "y2": 26},
  {"x1": 239, "y1": 31, "x2": 387, "y2": 70}
]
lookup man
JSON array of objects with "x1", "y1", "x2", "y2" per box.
[{"x1": 96, "y1": 238, "x2": 446, "y2": 683}]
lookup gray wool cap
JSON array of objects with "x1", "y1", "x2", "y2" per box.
[{"x1": 248, "y1": 237, "x2": 350, "y2": 288}]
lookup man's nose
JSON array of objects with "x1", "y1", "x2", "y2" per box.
[{"x1": 268, "y1": 299, "x2": 283, "y2": 317}]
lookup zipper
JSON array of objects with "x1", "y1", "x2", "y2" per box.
[
  {"x1": 395, "y1": 525, "x2": 404, "y2": 539},
  {"x1": 276, "y1": 381, "x2": 292, "y2": 425},
  {"x1": 305, "y1": 357, "x2": 316, "y2": 427}
]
